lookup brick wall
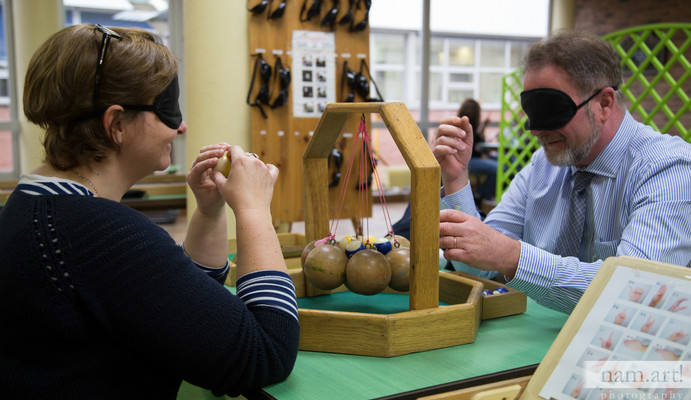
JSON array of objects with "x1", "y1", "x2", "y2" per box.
[
  {"x1": 573, "y1": 0, "x2": 691, "y2": 137},
  {"x1": 573, "y1": 0, "x2": 691, "y2": 35}
]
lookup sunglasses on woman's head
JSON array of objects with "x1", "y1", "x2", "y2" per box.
[{"x1": 93, "y1": 24, "x2": 122, "y2": 110}]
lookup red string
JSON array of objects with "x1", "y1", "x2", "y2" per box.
[
  {"x1": 331, "y1": 127, "x2": 360, "y2": 238},
  {"x1": 329, "y1": 114, "x2": 397, "y2": 244}
]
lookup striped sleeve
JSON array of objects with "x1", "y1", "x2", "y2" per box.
[
  {"x1": 508, "y1": 242, "x2": 603, "y2": 313},
  {"x1": 179, "y1": 243, "x2": 230, "y2": 284},
  {"x1": 236, "y1": 270, "x2": 299, "y2": 322}
]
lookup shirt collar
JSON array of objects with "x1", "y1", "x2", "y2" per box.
[{"x1": 576, "y1": 111, "x2": 635, "y2": 179}]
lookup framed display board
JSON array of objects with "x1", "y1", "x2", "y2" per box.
[{"x1": 522, "y1": 256, "x2": 691, "y2": 399}]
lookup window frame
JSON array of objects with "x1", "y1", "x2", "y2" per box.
[{"x1": 0, "y1": 0, "x2": 20, "y2": 181}]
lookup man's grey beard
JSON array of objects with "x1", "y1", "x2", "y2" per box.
[{"x1": 543, "y1": 107, "x2": 601, "y2": 166}]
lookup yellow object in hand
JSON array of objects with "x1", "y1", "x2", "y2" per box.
[{"x1": 214, "y1": 152, "x2": 231, "y2": 177}]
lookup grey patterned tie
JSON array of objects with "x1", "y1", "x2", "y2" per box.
[{"x1": 555, "y1": 170, "x2": 595, "y2": 257}]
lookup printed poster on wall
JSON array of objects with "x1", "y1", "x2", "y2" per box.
[{"x1": 291, "y1": 30, "x2": 336, "y2": 118}]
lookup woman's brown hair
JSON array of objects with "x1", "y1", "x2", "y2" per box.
[{"x1": 23, "y1": 24, "x2": 178, "y2": 170}]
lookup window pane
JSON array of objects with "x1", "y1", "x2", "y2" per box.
[
  {"x1": 479, "y1": 72, "x2": 504, "y2": 104},
  {"x1": 448, "y1": 89, "x2": 474, "y2": 106},
  {"x1": 372, "y1": 33, "x2": 405, "y2": 64},
  {"x1": 449, "y1": 39, "x2": 474, "y2": 66},
  {"x1": 418, "y1": 71, "x2": 442, "y2": 101},
  {"x1": 375, "y1": 70, "x2": 403, "y2": 101},
  {"x1": 510, "y1": 42, "x2": 529, "y2": 68},
  {"x1": 428, "y1": 72, "x2": 442, "y2": 101},
  {"x1": 0, "y1": 130, "x2": 12, "y2": 173},
  {"x1": 0, "y1": 1, "x2": 11, "y2": 123},
  {"x1": 480, "y1": 40, "x2": 505, "y2": 67},
  {"x1": 429, "y1": 38, "x2": 443, "y2": 66},
  {"x1": 449, "y1": 72, "x2": 472, "y2": 83}
]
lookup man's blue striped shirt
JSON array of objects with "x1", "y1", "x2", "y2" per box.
[{"x1": 443, "y1": 112, "x2": 691, "y2": 313}]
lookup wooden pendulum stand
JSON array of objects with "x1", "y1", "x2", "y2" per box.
[{"x1": 295, "y1": 102, "x2": 485, "y2": 357}]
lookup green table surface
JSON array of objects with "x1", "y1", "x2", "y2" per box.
[{"x1": 179, "y1": 292, "x2": 568, "y2": 400}]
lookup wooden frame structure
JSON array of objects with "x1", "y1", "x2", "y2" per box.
[{"x1": 297, "y1": 102, "x2": 483, "y2": 357}]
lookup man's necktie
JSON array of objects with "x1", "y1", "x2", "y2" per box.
[{"x1": 555, "y1": 170, "x2": 595, "y2": 257}]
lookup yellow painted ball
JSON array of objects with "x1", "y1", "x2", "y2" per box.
[
  {"x1": 338, "y1": 236, "x2": 356, "y2": 251},
  {"x1": 345, "y1": 249, "x2": 391, "y2": 295},
  {"x1": 303, "y1": 244, "x2": 347, "y2": 290},
  {"x1": 359, "y1": 235, "x2": 376, "y2": 247},
  {"x1": 213, "y1": 152, "x2": 231, "y2": 177},
  {"x1": 386, "y1": 247, "x2": 410, "y2": 292}
]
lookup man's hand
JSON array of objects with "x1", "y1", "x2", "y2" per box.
[
  {"x1": 439, "y1": 209, "x2": 520, "y2": 278},
  {"x1": 430, "y1": 116, "x2": 474, "y2": 195}
]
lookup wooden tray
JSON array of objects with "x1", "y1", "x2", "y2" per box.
[
  {"x1": 291, "y1": 268, "x2": 484, "y2": 357},
  {"x1": 448, "y1": 271, "x2": 527, "y2": 320}
]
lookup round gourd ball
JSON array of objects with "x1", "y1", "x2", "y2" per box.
[
  {"x1": 303, "y1": 244, "x2": 347, "y2": 290},
  {"x1": 386, "y1": 234, "x2": 410, "y2": 248},
  {"x1": 386, "y1": 247, "x2": 410, "y2": 292},
  {"x1": 301, "y1": 240, "x2": 319, "y2": 267},
  {"x1": 345, "y1": 249, "x2": 391, "y2": 295}
]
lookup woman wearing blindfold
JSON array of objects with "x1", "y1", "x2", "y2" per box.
[
  {"x1": 432, "y1": 30, "x2": 691, "y2": 314},
  {"x1": 0, "y1": 25, "x2": 298, "y2": 398}
]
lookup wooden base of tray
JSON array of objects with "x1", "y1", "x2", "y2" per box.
[
  {"x1": 448, "y1": 271, "x2": 527, "y2": 320},
  {"x1": 291, "y1": 269, "x2": 484, "y2": 357}
]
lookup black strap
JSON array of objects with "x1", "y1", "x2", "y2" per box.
[
  {"x1": 247, "y1": 55, "x2": 268, "y2": 119},
  {"x1": 359, "y1": 59, "x2": 384, "y2": 102}
]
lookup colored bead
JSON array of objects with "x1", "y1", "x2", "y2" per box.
[
  {"x1": 373, "y1": 238, "x2": 393, "y2": 254},
  {"x1": 345, "y1": 240, "x2": 365, "y2": 257}
]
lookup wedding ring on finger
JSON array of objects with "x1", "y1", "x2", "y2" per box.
[
  {"x1": 246, "y1": 152, "x2": 259, "y2": 159},
  {"x1": 453, "y1": 237, "x2": 457, "y2": 249}
]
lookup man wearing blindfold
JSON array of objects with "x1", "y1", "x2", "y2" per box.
[{"x1": 432, "y1": 30, "x2": 691, "y2": 314}]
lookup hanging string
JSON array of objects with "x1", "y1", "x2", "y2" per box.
[
  {"x1": 355, "y1": 114, "x2": 397, "y2": 247},
  {"x1": 365, "y1": 133, "x2": 396, "y2": 240},
  {"x1": 330, "y1": 123, "x2": 361, "y2": 239},
  {"x1": 358, "y1": 116, "x2": 370, "y2": 245},
  {"x1": 329, "y1": 113, "x2": 398, "y2": 247}
]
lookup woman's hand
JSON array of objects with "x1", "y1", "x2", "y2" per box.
[
  {"x1": 211, "y1": 146, "x2": 279, "y2": 213},
  {"x1": 186, "y1": 143, "x2": 230, "y2": 216}
]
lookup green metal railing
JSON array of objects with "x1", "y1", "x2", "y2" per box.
[{"x1": 496, "y1": 23, "x2": 691, "y2": 202}]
